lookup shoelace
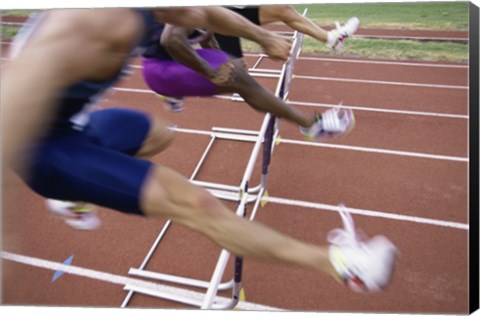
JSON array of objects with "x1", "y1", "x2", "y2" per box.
[
  {"x1": 327, "y1": 205, "x2": 361, "y2": 247},
  {"x1": 337, "y1": 18, "x2": 359, "y2": 36},
  {"x1": 321, "y1": 108, "x2": 344, "y2": 132}
]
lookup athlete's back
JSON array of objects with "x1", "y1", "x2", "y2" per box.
[{"x1": 8, "y1": 9, "x2": 155, "y2": 133}]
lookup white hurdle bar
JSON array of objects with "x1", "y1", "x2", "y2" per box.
[{"x1": 121, "y1": 8, "x2": 307, "y2": 309}]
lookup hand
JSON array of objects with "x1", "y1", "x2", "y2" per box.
[
  {"x1": 260, "y1": 32, "x2": 292, "y2": 61},
  {"x1": 199, "y1": 32, "x2": 221, "y2": 50},
  {"x1": 210, "y1": 62, "x2": 236, "y2": 86}
]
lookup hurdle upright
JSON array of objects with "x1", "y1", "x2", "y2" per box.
[{"x1": 121, "y1": 9, "x2": 307, "y2": 309}]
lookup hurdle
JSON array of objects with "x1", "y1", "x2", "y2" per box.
[{"x1": 121, "y1": 9, "x2": 307, "y2": 310}]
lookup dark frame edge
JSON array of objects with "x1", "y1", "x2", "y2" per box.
[{"x1": 469, "y1": 1, "x2": 480, "y2": 314}]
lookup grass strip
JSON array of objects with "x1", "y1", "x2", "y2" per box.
[{"x1": 294, "y1": 2, "x2": 469, "y2": 30}]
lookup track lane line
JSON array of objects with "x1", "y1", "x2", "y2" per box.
[
  {"x1": 113, "y1": 87, "x2": 468, "y2": 120},
  {"x1": 242, "y1": 53, "x2": 469, "y2": 68},
  {"x1": 293, "y1": 75, "x2": 467, "y2": 89},
  {"x1": 123, "y1": 64, "x2": 468, "y2": 89},
  {"x1": 1, "y1": 54, "x2": 468, "y2": 88},
  {"x1": 259, "y1": 197, "x2": 468, "y2": 230},
  {"x1": 0, "y1": 251, "x2": 285, "y2": 311},
  {"x1": 167, "y1": 126, "x2": 468, "y2": 163},
  {"x1": 288, "y1": 100, "x2": 468, "y2": 119},
  {"x1": 277, "y1": 138, "x2": 468, "y2": 162}
]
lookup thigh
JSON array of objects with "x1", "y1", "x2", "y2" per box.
[
  {"x1": 85, "y1": 107, "x2": 151, "y2": 156},
  {"x1": 25, "y1": 132, "x2": 153, "y2": 215},
  {"x1": 142, "y1": 49, "x2": 229, "y2": 97}
]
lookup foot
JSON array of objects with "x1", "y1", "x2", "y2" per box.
[
  {"x1": 327, "y1": 17, "x2": 360, "y2": 51},
  {"x1": 300, "y1": 107, "x2": 355, "y2": 141},
  {"x1": 46, "y1": 199, "x2": 101, "y2": 230},
  {"x1": 163, "y1": 96, "x2": 184, "y2": 113},
  {"x1": 327, "y1": 207, "x2": 398, "y2": 292}
]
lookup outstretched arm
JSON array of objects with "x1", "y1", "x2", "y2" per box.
[{"x1": 152, "y1": 6, "x2": 291, "y2": 61}]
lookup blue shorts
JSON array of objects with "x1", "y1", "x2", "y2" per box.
[{"x1": 21, "y1": 108, "x2": 154, "y2": 215}]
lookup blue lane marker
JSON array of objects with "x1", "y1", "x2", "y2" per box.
[{"x1": 51, "y1": 255, "x2": 74, "y2": 283}]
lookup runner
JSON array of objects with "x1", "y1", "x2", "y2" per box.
[
  {"x1": 1, "y1": 8, "x2": 397, "y2": 294},
  {"x1": 215, "y1": 5, "x2": 359, "y2": 59},
  {"x1": 141, "y1": 23, "x2": 355, "y2": 140}
]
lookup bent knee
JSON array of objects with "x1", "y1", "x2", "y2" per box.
[
  {"x1": 136, "y1": 117, "x2": 174, "y2": 158},
  {"x1": 191, "y1": 187, "x2": 227, "y2": 218}
]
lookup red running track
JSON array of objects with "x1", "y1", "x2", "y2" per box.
[{"x1": 1, "y1": 37, "x2": 469, "y2": 314}]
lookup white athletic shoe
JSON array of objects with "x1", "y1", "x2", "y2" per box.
[
  {"x1": 327, "y1": 207, "x2": 398, "y2": 292},
  {"x1": 46, "y1": 199, "x2": 101, "y2": 230},
  {"x1": 300, "y1": 106, "x2": 355, "y2": 141},
  {"x1": 327, "y1": 17, "x2": 360, "y2": 51},
  {"x1": 164, "y1": 96, "x2": 184, "y2": 113}
]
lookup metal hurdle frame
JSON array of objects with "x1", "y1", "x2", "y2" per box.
[{"x1": 121, "y1": 9, "x2": 307, "y2": 310}]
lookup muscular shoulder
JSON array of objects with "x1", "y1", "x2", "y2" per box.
[
  {"x1": 32, "y1": 9, "x2": 145, "y2": 82},
  {"x1": 45, "y1": 9, "x2": 143, "y2": 49}
]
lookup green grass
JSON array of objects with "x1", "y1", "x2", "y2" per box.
[
  {"x1": 252, "y1": 2, "x2": 469, "y2": 63},
  {"x1": 1, "y1": 25, "x2": 22, "y2": 39},
  {"x1": 306, "y1": 37, "x2": 468, "y2": 63},
  {"x1": 1, "y1": 10, "x2": 38, "y2": 16},
  {"x1": 242, "y1": 36, "x2": 468, "y2": 63},
  {"x1": 294, "y1": 2, "x2": 469, "y2": 30},
  {"x1": 1, "y1": 10, "x2": 37, "y2": 40}
]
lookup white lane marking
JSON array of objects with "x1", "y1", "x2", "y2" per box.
[
  {"x1": 85, "y1": 88, "x2": 472, "y2": 162},
  {"x1": 167, "y1": 126, "x2": 468, "y2": 163},
  {"x1": 278, "y1": 138, "x2": 468, "y2": 162},
  {"x1": 288, "y1": 100, "x2": 468, "y2": 119},
  {"x1": 123, "y1": 65, "x2": 468, "y2": 89},
  {"x1": 0, "y1": 251, "x2": 284, "y2": 311},
  {"x1": 1, "y1": 22, "x2": 24, "y2": 26},
  {"x1": 114, "y1": 87, "x2": 154, "y2": 94},
  {"x1": 357, "y1": 35, "x2": 468, "y2": 42},
  {"x1": 1, "y1": 50, "x2": 468, "y2": 90},
  {"x1": 113, "y1": 87, "x2": 468, "y2": 120},
  {"x1": 243, "y1": 53, "x2": 469, "y2": 69},
  {"x1": 293, "y1": 75, "x2": 467, "y2": 89},
  {"x1": 121, "y1": 68, "x2": 467, "y2": 90},
  {"x1": 114, "y1": 60, "x2": 469, "y2": 73},
  {"x1": 261, "y1": 197, "x2": 468, "y2": 230}
]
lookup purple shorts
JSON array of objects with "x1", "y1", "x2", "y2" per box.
[{"x1": 142, "y1": 48, "x2": 229, "y2": 97}]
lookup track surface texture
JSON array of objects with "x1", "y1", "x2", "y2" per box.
[{"x1": 1, "y1": 19, "x2": 470, "y2": 314}]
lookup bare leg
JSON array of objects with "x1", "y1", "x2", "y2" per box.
[
  {"x1": 216, "y1": 60, "x2": 315, "y2": 128},
  {"x1": 259, "y1": 5, "x2": 329, "y2": 43},
  {"x1": 135, "y1": 116, "x2": 175, "y2": 159},
  {"x1": 140, "y1": 165, "x2": 338, "y2": 276}
]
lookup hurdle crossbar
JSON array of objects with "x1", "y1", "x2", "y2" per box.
[{"x1": 121, "y1": 9, "x2": 307, "y2": 309}]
